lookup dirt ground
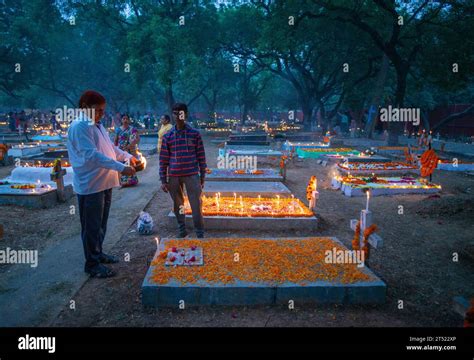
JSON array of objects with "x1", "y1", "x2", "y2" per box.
[
  {"x1": 42, "y1": 135, "x2": 472, "y2": 327},
  {"x1": 0, "y1": 164, "x2": 81, "y2": 274}
]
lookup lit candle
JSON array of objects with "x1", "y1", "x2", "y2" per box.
[
  {"x1": 276, "y1": 195, "x2": 280, "y2": 208},
  {"x1": 258, "y1": 194, "x2": 261, "y2": 202},
  {"x1": 366, "y1": 190, "x2": 370, "y2": 211},
  {"x1": 233, "y1": 192, "x2": 237, "y2": 203},
  {"x1": 313, "y1": 177, "x2": 317, "y2": 191},
  {"x1": 155, "y1": 237, "x2": 160, "y2": 252}
]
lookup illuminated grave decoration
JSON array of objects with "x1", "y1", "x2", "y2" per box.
[
  {"x1": 437, "y1": 159, "x2": 474, "y2": 172},
  {"x1": 320, "y1": 153, "x2": 393, "y2": 166},
  {"x1": 349, "y1": 190, "x2": 384, "y2": 267},
  {"x1": 377, "y1": 146, "x2": 421, "y2": 155},
  {"x1": 7, "y1": 143, "x2": 43, "y2": 158},
  {"x1": 142, "y1": 237, "x2": 386, "y2": 306},
  {"x1": 341, "y1": 154, "x2": 391, "y2": 163},
  {"x1": 336, "y1": 161, "x2": 418, "y2": 177},
  {"x1": 188, "y1": 194, "x2": 313, "y2": 217},
  {"x1": 331, "y1": 175, "x2": 441, "y2": 197},
  {"x1": 168, "y1": 193, "x2": 317, "y2": 230},
  {"x1": 282, "y1": 140, "x2": 330, "y2": 152},
  {"x1": 205, "y1": 168, "x2": 283, "y2": 182},
  {"x1": 9, "y1": 163, "x2": 74, "y2": 186},
  {"x1": 296, "y1": 147, "x2": 359, "y2": 159},
  {"x1": 0, "y1": 179, "x2": 71, "y2": 208},
  {"x1": 0, "y1": 159, "x2": 74, "y2": 207},
  {"x1": 31, "y1": 130, "x2": 65, "y2": 141}
]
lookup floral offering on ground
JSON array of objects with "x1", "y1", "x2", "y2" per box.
[{"x1": 150, "y1": 238, "x2": 374, "y2": 286}]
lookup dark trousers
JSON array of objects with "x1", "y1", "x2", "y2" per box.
[
  {"x1": 168, "y1": 175, "x2": 204, "y2": 235},
  {"x1": 77, "y1": 188, "x2": 112, "y2": 271}
]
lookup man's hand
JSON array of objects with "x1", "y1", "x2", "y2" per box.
[
  {"x1": 129, "y1": 156, "x2": 138, "y2": 167},
  {"x1": 161, "y1": 183, "x2": 169, "y2": 193},
  {"x1": 200, "y1": 177, "x2": 205, "y2": 189},
  {"x1": 121, "y1": 166, "x2": 136, "y2": 176}
]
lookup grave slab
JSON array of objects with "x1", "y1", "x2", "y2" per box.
[
  {"x1": 7, "y1": 144, "x2": 43, "y2": 158},
  {"x1": 225, "y1": 148, "x2": 282, "y2": 157},
  {"x1": 206, "y1": 168, "x2": 283, "y2": 182},
  {"x1": 0, "y1": 184, "x2": 73, "y2": 208},
  {"x1": 282, "y1": 141, "x2": 329, "y2": 152},
  {"x1": 203, "y1": 181, "x2": 291, "y2": 197},
  {"x1": 142, "y1": 237, "x2": 386, "y2": 307},
  {"x1": 437, "y1": 162, "x2": 474, "y2": 172},
  {"x1": 331, "y1": 177, "x2": 441, "y2": 197},
  {"x1": 168, "y1": 212, "x2": 317, "y2": 231},
  {"x1": 342, "y1": 155, "x2": 391, "y2": 163}
]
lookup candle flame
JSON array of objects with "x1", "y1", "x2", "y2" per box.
[{"x1": 136, "y1": 151, "x2": 147, "y2": 170}]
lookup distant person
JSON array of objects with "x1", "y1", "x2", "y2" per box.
[
  {"x1": 67, "y1": 90, "x2": 137, "y2": 278},
  {"x1": 144, "y1": 114, "x2": 149, "y2": 130},
  {"x1": 157, "y1": 115, "x2": 172, "y2": 154},
  {"x1": 160, "y1": 103, "x2": 206, "y2": 238},
  {"x1": 114, "y1": 114, "x2": 140, "y2": 187},
  {"x1": 50, "y1": 112, "x2": 58, "y2": 131}
]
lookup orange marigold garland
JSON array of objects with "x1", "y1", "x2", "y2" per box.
[
  {"x1": 306, "y1": 176, "x2": 317, "y2": 201},
  {"x1": 362, "y1": 224, "x2": 377, "y2": 260},
  {"x1": 352, "y1": 221, "x2": 361, "y2": 250},
  {"x1": 279, "y1": 155, "x2": 288, "y2": 176},
  {"x1": 420, "y1": 149, "x2": 438, "y2": 177}
]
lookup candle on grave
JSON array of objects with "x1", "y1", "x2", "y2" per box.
[
  {"x1": 233, "y1": 192, "x2": 237, "y2": 203},
  {"x1": 276, "y1": 195, "x2": 280, "y2": 209},
  {"x1": 366, "y1": 190, "x2": 370, "y2": 211},
  {"x1": 155, "y1": 237, "x2": 160, "y2": 252},
  {"x1": 258, "y1": 194, "x2": 261, "y2": 203},
  {"x1": 215, "y1": 193, "x2": 220, "y2": 211}
]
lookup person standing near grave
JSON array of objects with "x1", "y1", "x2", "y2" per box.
[
  {"x1": 157, "y1": 114, "x2": 172, "y2": 154},
  {"x1": 67, "y1": 90, "x2": 137, "y2": 278},
  {"x1": 159, "y1": 103, "x2": 206, "y2": 238},
  {"x1": 114, "y1": 114, "x2": 140, "y2": 187}
]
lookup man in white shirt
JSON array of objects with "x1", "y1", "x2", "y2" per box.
[{"x1": 67, "y1": 90, "x2": 137, "y2": 278}]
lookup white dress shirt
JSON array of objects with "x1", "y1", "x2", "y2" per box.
[{"x1": 66, "y1": 114, "x2": 132, "y2": 195}]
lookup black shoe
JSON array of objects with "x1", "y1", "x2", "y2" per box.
[
  {"x1": 176, "y1": 230, "x2": 188, "y2": 238},
  {"x1": 85, "y1": 264, "x2": 116, "y2": 278},
  {"x1": 99, "y1": 253, "x2": 119, "y2": 264}
]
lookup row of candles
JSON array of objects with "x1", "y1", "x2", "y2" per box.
[{"x1": 210, "y1": 192, "x2": 300, "y2": 213}]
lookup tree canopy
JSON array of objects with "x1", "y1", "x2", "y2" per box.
[{"x1": 1, "y1": 0, "x2": 472, "y2": 133}]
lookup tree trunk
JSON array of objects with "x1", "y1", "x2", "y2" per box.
[
  {"x1": 366, "y1": 54, "x2": 389, "y2": 138},
  {"x1": 301, "y1": 100, "x2": 314, "y2": 132},
  {"x1": 241, "y1": 103, "x2": 248, "y2": 125},
  {"x1": 387, "y1": 70, "x2": 407, "y2": 145},
  {"x1": 164, "y1": 81, "x2": 175, "y2": 118}
]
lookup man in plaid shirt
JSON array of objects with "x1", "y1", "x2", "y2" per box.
[{"x1": 159, "y1": 103, "x2": 206, "y2": 238}]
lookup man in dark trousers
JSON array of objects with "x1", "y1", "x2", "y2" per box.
[
  {"x1": 67, "y1": 90, "x2": 137, "y2": 278},
  {"x1": 159, "y1": 103, "x2": 206, "y2": 238}
]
